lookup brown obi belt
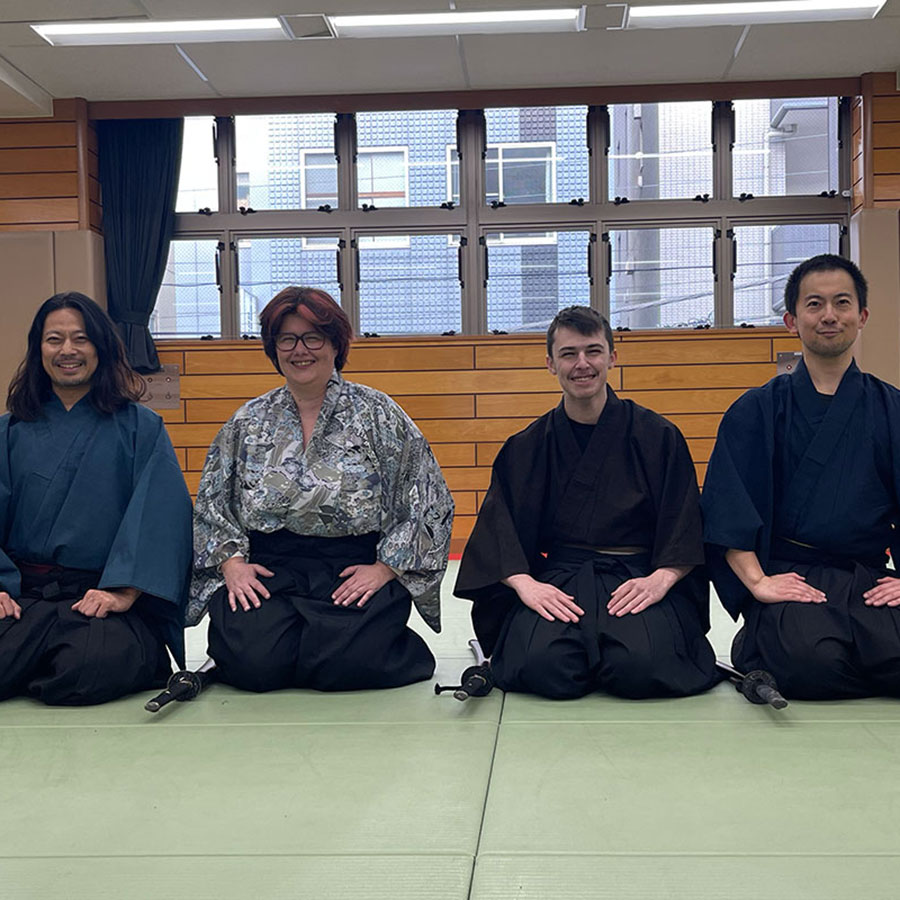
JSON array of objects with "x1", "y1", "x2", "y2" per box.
[{"x1": 15, "y1": 561, "x2": 101, "y2": 601}]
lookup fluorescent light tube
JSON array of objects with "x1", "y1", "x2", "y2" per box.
[
  {"x1": 32, "y1": 18, "x2": 288, "y2": 46},
  {"x1": 329, "y1": 9, "x2": 585, "y2": 38},
  {"x1": 623, "y1": 0, "x2": 885, "y2": 28}
]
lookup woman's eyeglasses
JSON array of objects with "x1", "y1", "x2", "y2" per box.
[{"x1": 274, "y1": 331, "x2": 326, "y2": 352}]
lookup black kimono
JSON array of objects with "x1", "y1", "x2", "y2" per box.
[
  {"x1": 702, "y1": 359, "x2": 900, "y2": 699},
  {"x1": 455, "y1": 390, "x2": 719, "y2": 700},
  {"x1": 0, "y1": 397, "x2": 192, "y2": 706}
]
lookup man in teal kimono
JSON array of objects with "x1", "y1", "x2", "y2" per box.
[{"x1": 0, "y1": 292, "x2": 191, "y2": 705}]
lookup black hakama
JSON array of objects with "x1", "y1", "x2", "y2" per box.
[
  {"x1": 0, "y1": 567, "x2": 170, "y2": 705},
  {"x1": 208, "y1": 530, "x2": 435, "y2": 692},
  {"x1": 456, "y1": 391, "x2": 719, "y2": 699},
  {"x1": 703, "y1": 360, "x2": 900, "y2": 699}
]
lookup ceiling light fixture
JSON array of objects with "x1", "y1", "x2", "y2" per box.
[
  {"x1": 31, "y1": 18, "x2": 289, "y2": 46},
  {"x1": 620, "y1": 0, "x2": 885, "y2": 28},
  {"x1": 328, "y1": 8, "x2": 586, "y2": 38}
]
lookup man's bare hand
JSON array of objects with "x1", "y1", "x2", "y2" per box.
[
  {"x1": 0, "y1": 591, "x2": 21, "y2": 620},
  {"x1": 749, "y1": 572, "x2": 826, "y2": 605},
  {"x1": 221, "y1": 557, "x2": 274, "y2": 612},
  {"x1": 504, "y1": 573, "x2": 584, "y2": 623},
  {"x1": 72, "y1": 587, "x2": 140, "y2": 618},
  {"x1": 332, "y1": 561, "x2": 395, "y2": 607},
  {"x1": 864, "y1": 576, "x2": 900, "y2": 607},
  {"x1": 607, "y1": 572, "x2": 670, "y2": 617}
]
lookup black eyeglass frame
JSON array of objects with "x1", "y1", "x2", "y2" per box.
[{"x1": 274, "y1": 331, "x2": 327, "y2": 351}]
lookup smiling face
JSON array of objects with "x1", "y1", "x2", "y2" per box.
[
  {"x1": 784, "y1": 268, "x2": 868, "y2": 361},
  {"x1": 547, "y1": 325, "x2": 617, "y2": 407},
  {"x1": 275, "y1": 310, "x2": 337, "y2": 398},
  {"x1": 41, "y1": 307, "x2": 98, "y2": 403}
]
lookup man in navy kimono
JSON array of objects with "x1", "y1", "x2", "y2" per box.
[
  {"x1": 703, "y1": 255, "x2": 900, "y2": 699},
  {"x1": 455, "y1": 306, "x2": 719, "y2": 699},
  {"x1": 0, "y1": 292, "x2": 192, "y2": 705}
]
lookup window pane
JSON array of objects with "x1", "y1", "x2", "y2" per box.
[
  {"x1": 358, "y1": 234, "x2": 461, "y2": 334},
  {"x1": 609, "y1": 227, "x2": 714, "y2": 328},
  {"x1": 235, "y1": 113, "x2": 336, "y2": 211},
  {"x1": 733, "y1": 223, "x2": 841, "y2": 325},
  {"x1": 484, "y1": 106, "x2": 589, "y2": 203},
  {"x1": 487, "y1": 230, "x2": 591, "y2": 332},
  {"x1": 609, "y1": 102, "x2": 712, "y2": 200},
  {"x1": 356, "y1": 110, "x2": 456, "y2": 208},
  {"x1": 733, "y1": 97, "x2": 839, "y2": 197},
  {"x1": 152, "y1": 239, "x2": 220, "y2": 337},
  {"x1": 236, "y1": 236, "x2": 341, "y2": 335},
  {"x1": 176, "y1": 117, "x2": 218, "y2": 212}
]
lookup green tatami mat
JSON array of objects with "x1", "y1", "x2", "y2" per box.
[
  {"x1": 0, "y1": 657, "x2": 499, "y2": 727},
  {"x1": 480, "y1": 721, "x2": 900, "y2": 855},
  {"x1": 502, "y1": 682, "x2": 900, "y2": 722},
  {"x1": 0, "y1": 722, "x2": 496, "y2": 857},
  {"x1": 470, "y1": 854, "x2": 900, "y2": 900},
  {"x1": 0, "y1": 855, "x2": 473, "y2": 900}
]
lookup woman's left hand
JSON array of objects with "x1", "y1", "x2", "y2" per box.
[{"x1": 333, "y1": 561, "x2": 396, "y2": 607}]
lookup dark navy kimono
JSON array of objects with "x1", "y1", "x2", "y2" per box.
[
  {"x1": 455, "y1": 389, "x2": 719, "y2": 700},
  {"x1": 0, "y1": 396, "x2": 192, "y2": 704},
  {"x1": 702, "y1": 359, "x2": 900, "y2": 698}
]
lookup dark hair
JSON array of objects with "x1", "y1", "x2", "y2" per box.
[
  {"x1": 260, "y1": 286, "x2": 353, "y2": 373},
  {"x1": 784, "y1": 254, "x2": 868, "y2": 316},
  {"x1": 7, "y1": 291, "x2": 143, "y2": 421},
  {"x1": 546, "y1": 306, "x2": 614, "y2": 356}
]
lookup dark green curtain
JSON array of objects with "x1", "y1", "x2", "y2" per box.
[{"x1": 97, "y1": 118, "x2": 183, "y2": 372}]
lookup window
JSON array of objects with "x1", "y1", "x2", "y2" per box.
[
  {"x1": 158, "y1": 96, "x2": 849, "y2": 337},
  {"x1": 732, "y1": 222, "x2": 842, "y2": 325},
  {"x1": 733, "y1": 98, "x2": 840, "y2": 198},
  {"x1": 152, "y1": 239, "x2": 220, "y2": 337},
  {"x1": 175, "y1": 117, "x2": 217, "y2": 213},
  {"x1": 608, "y1": 227, "x2": 715, "y2": 328},
  {"x1": 235, "y1": 113, "x2": 336, "y2": 211},
  {"x1": 608, "y1": 102, "x2": 713, "y2": 200},
  {"x1": 357, "y1": 234, "x2": 462, "y2": 335},
  {"x1": 236, "y1": 236, "x2": 341, "y2": 334},
  {"x1": 486, "y1": 230, "x2": 592, "y2": 332}
]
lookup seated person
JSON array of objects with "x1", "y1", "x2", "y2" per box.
[
  {"x1": 0, "y1": 292, "x2": 192, "y2": 705},
  {"x1": 189, "y1": 286, "x2": 454, "y2": 692},
  {"x1": 702, "y1": 254, "x2": 900, "y2": 700},
  {"x1": 454, "y1": 306, "x2": 719, "y2": 700}
]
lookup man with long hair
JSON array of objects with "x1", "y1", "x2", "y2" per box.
[{"x1": 0, "y1": 292, "x2": 192, "y2": 705}]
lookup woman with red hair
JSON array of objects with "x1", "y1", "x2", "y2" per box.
[{"x1": 190, "y1": 287, "x2": 453, "y2": 691}]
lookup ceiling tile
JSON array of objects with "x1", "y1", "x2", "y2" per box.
[
  {"x1": 188, "y1": 36, "x2": 466, "y2": 96},
  {"x1": 0, "y1": 44, "x2": 219, "y2": 100},
  {"x1": 0, "y1": 1, "x2": 144, "y2": 22}
]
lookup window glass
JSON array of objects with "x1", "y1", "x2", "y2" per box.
[
  {"x1": 608, "y1": 102, "x2": 713, "y2": 200},
  {"x1": 235, "y1": 113, "x2": 336, "y2": 210},
  {"x1": 151, "y1": 239, "x2": 220, "y2": 337},
  {"x1": 176, "y1": 117, "x2": 218, "y2": 212},
  {"x1": 486, "y1": 230, "x2": 591, "y2": 332},
  {"x1": 484, "y1": 106, "x2": 589, "y2": 203},
  {"x1": 356, "y1": 110, "x2": 457, "y2": 208},
  {"x1": 608, "y1": 227, "x2": 714, "y2": 328},
  {"x1": 236, "y1": 236, "x2": 341, "y2": 334},
  {"x1": 733, "y1": 222, "x2": 841, "y2": 325},
  {"x1": 358, "y1": 234, "x2": 461, "y2": 334},
  {"x1": 733, "y1": 97, "x2": 840, "y2": 197}
]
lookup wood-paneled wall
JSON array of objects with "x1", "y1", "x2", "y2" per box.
[
  {"x1": 0, "y1": 98, "x2": 99, "y2": 233},
  {"x1": 858, "y1": 72, "x2": 900, "y2": 209},
  {"x1": 156, "y1": 329, "x2": 798, "y2": 554}
]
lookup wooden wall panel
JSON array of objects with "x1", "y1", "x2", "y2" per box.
[
  {"x1": 159, "y1": 329, "x2": 790, "y2": 549},
  {"x1": 0, "y1": 100, "x2": 98, "y2": 232},
  {"x1": 860, "y1": 74, "x2": 900, "y2": 209}
]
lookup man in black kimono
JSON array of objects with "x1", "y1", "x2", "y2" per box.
[
  {"x1": 0, "y1": 292, "x2": 192, "y2": 705},
  {"x1": 702, "y1": 254, "x2": 900, "y2": 699},
  {"x1": 455, "y1": 306, "x2": 719, "y2": 699}
]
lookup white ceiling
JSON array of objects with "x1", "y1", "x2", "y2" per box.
[{"x1": 0, "y1": 0, "x2": 898, "y2": 116}]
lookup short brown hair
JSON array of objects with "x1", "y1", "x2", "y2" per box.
[
  {"x1": 259, "y1": 286, "x2": 353, "y2": 373},
  {"x1": 547, "y1": 306, "x2": 614, "y2": 357}
]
